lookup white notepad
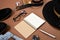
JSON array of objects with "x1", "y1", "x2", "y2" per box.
[
  {"x1": 15, "y1": 13, "x2": 45, "y2": 38},
  {"x1": 24, "y1": 13, "x2": 45, "y2": 29}
]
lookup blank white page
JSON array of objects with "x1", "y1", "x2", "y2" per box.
[{"x1": 24, "y1": 13, "x2": 45, "y2": 29}]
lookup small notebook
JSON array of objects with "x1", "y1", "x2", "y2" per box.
[{"x1": 15, "y1": 13, "x2": 45, "y2": 38}]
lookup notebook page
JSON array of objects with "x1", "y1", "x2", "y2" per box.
[
  {"x1": 15, "y1": 21, "x2": 35, "y2": 38},
  {"x1": 24, "y1": 13, "x2": 45, "y2": 29}
]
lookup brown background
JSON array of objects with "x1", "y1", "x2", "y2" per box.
[{"x1": 0, "y1": 0, "x2": 60, "y2": 40}]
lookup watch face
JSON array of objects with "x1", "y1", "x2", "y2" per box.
[
  {"x1": 0, "y1": 8, "x2": 12, "y2": 21},
  {"x1": 43, "y1": 1, "x2": 60, "y2": 29}
]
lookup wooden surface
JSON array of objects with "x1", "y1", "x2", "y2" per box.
[{"x1": 0, "y1": 0, "x2": 60, "y2": 40}]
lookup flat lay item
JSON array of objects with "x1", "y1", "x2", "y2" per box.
[
  {"x1": 32, "y1": 0, "x2": 43, "y2": 4},
  {"x1": 16, "y1": 2, "x2": 21, "y2": 10},
  {"x1": 0, "y1": 8, "x2": 12, "y2": 21},
  {"x1": 15, "y1": 13, "x2": 45, "y2": 38},
  {"x1": 16, "y1": 0, "x2": 43, "y2": 10},
  {"x1": 0, "y1": 32, "x2": 23, "y2": 40},
  {"x1": 16, "y1": 2, "x2": 20, "y2": 6},
  {"x1": 31, "y1": 0, "x2": 44, "y2": 6},
  {"x1": 22, "y1": 0, "x2": 31, "y2": 4},
  {"x1": 0, "y1": 22, "x2": 9, "y2": 34},
  {"x1": 24, "y1": 13, "x2": 45, "y2": 29},
  {"x1": 13, "y1": 10, "x2": 27, "y2": 22},
  {"x1": 15, "y1": 21, "x2": 35, "y2": 38},
  {"x1": 32, "y1": 35, "x2": 40, "y2": 40},
  {"x1": 16, "y1": 3, "x2": 43, "y2": 11},
  {"x1": 43, "y1": 1, "x2": 60, "y2": 29},
  {"x1": 39, "y1": 29, "x2": 56, "y2": 39},
  {"x1": 24, "y1": 12, "x2": 55, "y2": 39}
]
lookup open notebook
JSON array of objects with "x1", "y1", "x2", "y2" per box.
[{"x1": 15, "y1": 13, "x2": 45, "y2": 38}]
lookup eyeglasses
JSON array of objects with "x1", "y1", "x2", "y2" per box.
[{"x1": 13, "y1": 10, "x2": 27, "y2": 22}]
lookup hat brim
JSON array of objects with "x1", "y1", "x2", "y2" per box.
[
  {"x1": 43, "y1": 1, "x2": 60, "y2": 29},
  {"x1": 0, "y1": 8, "x2": 12, "y2": 21}
]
